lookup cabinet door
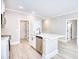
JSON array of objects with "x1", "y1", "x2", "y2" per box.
[
  {"x1": 1, "y1": 39, "x2": 9, "y2": 59},
  {"x1": 32, "y1": 36, "x2": 36, "y2": 48},
  {"x1": 30, "y1": 36, "x2": 36, "y2": 49}
]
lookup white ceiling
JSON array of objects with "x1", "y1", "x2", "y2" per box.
[{"x1": 5, "y1": 0, "x2": 78, "y2": 17}]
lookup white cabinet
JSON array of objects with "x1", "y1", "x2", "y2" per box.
[
  {"x1": 43, "y1": 39, "x2": 58, "y2": 59},
  {"x1": 29, "y1": 16, "x2": 42, "y2": 48},
  {"x1": 1, "y1": 0, "x2": 5, "y2": 14},
  {"x1": 29, "y1": 34, "x2": 36, "y2": 49},
  {"x1": 1, "y1": 37, "x2": 9, "y2": 59},
  {"x1": 36, "y1": 33, "x2": 64, "y2": 59},
  {"x1": 31, "y1": 35, "x2": 36, "y2": 49}
]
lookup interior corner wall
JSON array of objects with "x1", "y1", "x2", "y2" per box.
[{"x1": 1, "y1": 10, "x2": 27, "y2": 44}]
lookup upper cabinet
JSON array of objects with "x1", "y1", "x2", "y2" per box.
[
  {"x1": 28, "y1": 16, "x2": 42, "y2": 35},
  {"x1": 1, "y1": 0, "x2": 5, "y2": 14},
  {"x1": 31, "y1": 17, "x2": 42, "y2": 35}
]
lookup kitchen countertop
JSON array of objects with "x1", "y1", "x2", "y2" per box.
[
  {"x1": 1, "y1": 35, "x2": 11, "y2": 50},
  {"x1": 36, "y1": 33, "x2": 65, "y2": 39},
  {"x1": 1, "y1": 35, "x2": 11, "y2": 40}
]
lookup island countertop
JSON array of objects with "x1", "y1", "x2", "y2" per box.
[{"x1": 36, "y1": 33, "x2": 65, "y2": 39}]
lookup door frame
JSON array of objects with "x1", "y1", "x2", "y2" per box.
[
  {"x1": 66, "y1": 18, "x2": 77, "y2": 42},
  {"x1": 20, "y1": 20, "x2": 29, "y2": 42}
]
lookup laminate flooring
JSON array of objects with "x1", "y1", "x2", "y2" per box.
[
  {"x1": 51, "y1": 39, "x2": 78, "y2": 59},
  {"x1": 10, "y1": 39, "x2": 78, "y2": 59},
  {"x1": 10, "y1": 39, "x2": 42, "y2": 59}
]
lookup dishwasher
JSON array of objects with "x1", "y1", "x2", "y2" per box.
[{"x1": 36, "y1": 36, "x2": 43, "y2": 55}]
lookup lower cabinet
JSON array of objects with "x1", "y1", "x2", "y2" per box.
[
  {"x1": 30, "y1": 35, "x2": 36, "y2": 49},
  {"x1": 1, "y1": 37, "x2": 9, "y2": 59}
]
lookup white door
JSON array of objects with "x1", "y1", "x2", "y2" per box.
[
  {"x1": 67, "y1": 22, "x2": 72, "y2": 40},
  {"x1": 20, "y1": 21, "x2": 26, "y2": 39},
  {"x1": 20, "y1": 21, "x2": 29, "y2": 40},
  {"x1": 25, "y1": 21, "x2": 29, "y2": 40}
]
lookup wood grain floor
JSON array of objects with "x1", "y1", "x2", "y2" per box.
[
  {"x1": 10, "y1": 39, "x2": 42, "y2": 59},
  {"x1": 10, "y1": 39, "x2": 78, "y2": 59},
  {"x1": 51, "y1": 39, "x2": 78, "y2": 59}
]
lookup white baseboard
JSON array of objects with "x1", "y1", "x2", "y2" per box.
[
  {"x1": 10, "y1": 41, "x2": 20, "y2": 45},
  {"x1": 42, "y1": 49, "x2": 58, "y2": 59}
]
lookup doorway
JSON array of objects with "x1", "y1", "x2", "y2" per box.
[
  {"x1": 20, "y1": 20, "x2": 29, "y2": 42},
  {"x1": 66, "y1": 19, "x2": 77, "y2": 43}
]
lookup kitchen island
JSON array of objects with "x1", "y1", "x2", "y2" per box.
[{"x1": 36, "y1": 33, "x2": 64, "y2": 59}]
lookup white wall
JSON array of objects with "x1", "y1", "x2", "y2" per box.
[
  {"x1": 42, "y1": 12, "x2": 78, "y2": 40},
  {"x1": 43, "y1": 18, "x2": 66, "y2": 35},
  {"x1": 1, "y1": 10, "x2": 42, "y2": 44},
  {"x1": 1, "y1": 10, "x2": 27, "y2": 44},
  {"x1": 42, "y1": 18, "x2": 50, "y2": 33}
]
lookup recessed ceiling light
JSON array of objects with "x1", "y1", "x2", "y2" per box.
[{"x1": 19, "y1": 6, "x2": 23, "y2": 9}]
